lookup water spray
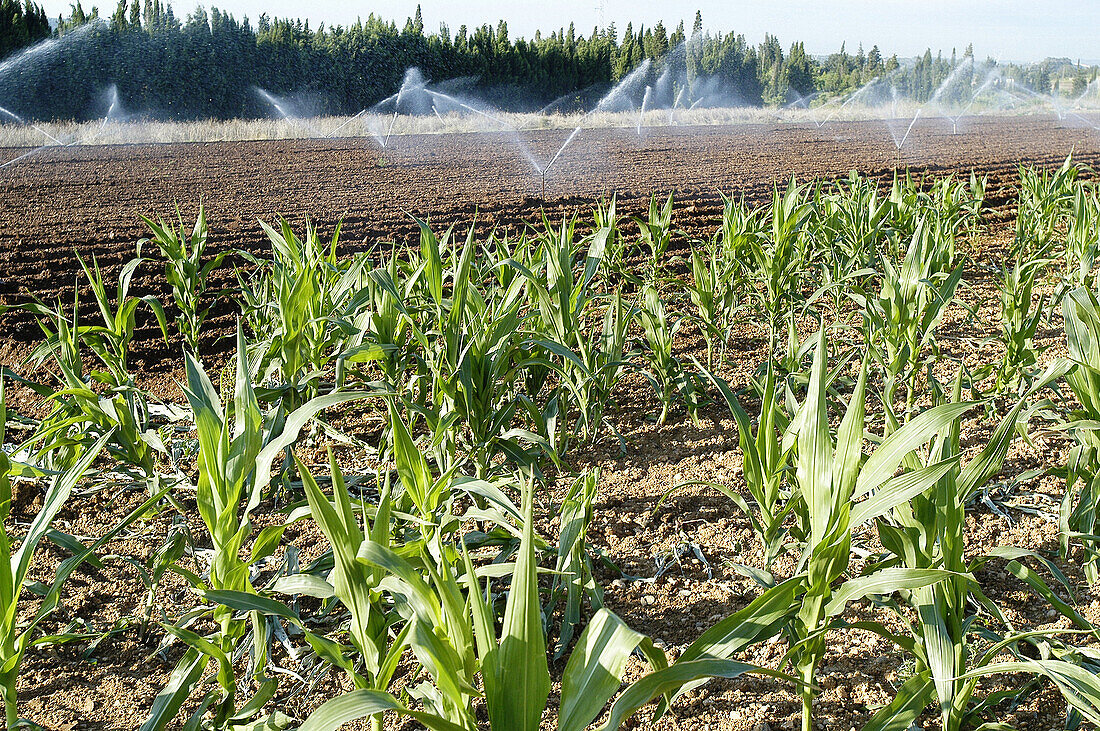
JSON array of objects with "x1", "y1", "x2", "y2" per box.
[
  {"x1": 382, "y1": 111, "x2": 399, "y2": 148},
  {"x1": 426, "y1": 89, "x2": 512, "y2": 128},
  {"x1": 895, "y1": 107, "x2": 921, "y2": 167},
  {"x1": 254, "y1": 87, "x2": 325, "y2": 137},
  {"x1": 816, "y1": 82, "x2": 874, "y2": 128},
  {"x1": 327, "y1": 107, "x2": 367, "y2": 138},
  {"x1": 0, "y1": 146, "x2": 44, "y2": 169},
  {"x1": 538, "y1": 126, "x2": 583, "y2": 198},
  {"x1": 0, "y1": 105, "x2": 63, "y2": 145},
  {"x1": 669, "y1": 87, "x2": 686, "y2": 125},
  {"x1": 531, "y1": 61, "x2": 653, "y2": 198}
]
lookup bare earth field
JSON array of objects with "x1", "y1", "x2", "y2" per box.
[
  {"x1": 2, "y1": 114, "x2": 1100, "y2": 730},
  {"x1": 1, "y1": 114, "x2": 1098, "y2": 345}
]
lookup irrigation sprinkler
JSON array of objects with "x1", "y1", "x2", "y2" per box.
[
  {"x1": 538, "y1": 126, "x2": 583, "y2": 199},
  {"x1": 383, "y1": 110, "x2": 399, "y2": 148},
  {"x1": 669, "y1": 87, "x2": 686, "y2": 124},
  {"x1": 894, "y1": 107, "x2": 921, "y2": 167}
]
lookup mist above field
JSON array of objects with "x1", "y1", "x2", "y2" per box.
[{"x1": 0, "y1": 1, "x2": 1098, "y2": 126}]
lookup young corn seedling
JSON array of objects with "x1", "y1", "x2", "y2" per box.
[
  {"x1": 510, "y1": 215, "x2": 631, "y2": 453},
  {"x1": 1, "y1": 396, "x2": 166, "y2": 728},
  {"x1": 74, "y1": 252, "x2": 169, "y2": 385},
  {"x1": 1064, "y1": 182, "x2": 1100, "y2": 288},
  {"x1": 636, "y1": 284, "x2": 700, "y2": 426},
  {"x1": 701, "y1": 363, "x2": 796, "y2": 577},
  {"x1": 143, "y1": 329, "x2": 368, "y2": 731},
  {"x1": 989, "y1": 238, "x2": 1051, "y2": 396},
  {"x1": 738, "y1": 179, "x2": 811, "y2": 354},
  {"x1": 810, "y1": 174, "x2": 886, "y2": 321},
  {"x1": 778, "y1": 331, "x2": 980, "y2": 731},
  {"x1": 863, "y1": 362, "x2": 1095, "y2": 731},
  {"x1": 591, "y1": 195, "x2": 626, "y2": 284},
  {"x1": 684, "y1": 234, "x2": 739, "y2": 370},
  {"x1": 297, "y1": 450, "x2": 407, "y2": 731},
  {"x1": 142, "y1": 206, "x2": 226, "y2": 353},
  {"x1": 1017, "y1": 155, "x2": 1078, "y2": 260},
  {"x1": 244, "y1": 218, "x2": 368, "y2": 413},
  {"x1": 416, "y1": 223, "x2": 540, "y2": 477},
  {"x1": 339, "y1": 252, "x2": 419, "y2": 394},
  {"x1": 859, "y1": 218, "x2": 965, "y2": 416},
  {"x1": 1060, "y1": 285, "x2": 1100, "y2": 584},
  {"x1": 718, "y1": 192, "x2": 766, "y2": 263},
  {"x1": 302, "y1": 478, "x2": 791, "y2": 731},
  {"x1": 634, "y1": 192, "x2": 676, "y2": 281},
  {"x1": 547, "y1": 468, "x2": 603, "y2": 658},
  {"x1": 21, "y1": 278, "x2": 170, "y2": 480}
]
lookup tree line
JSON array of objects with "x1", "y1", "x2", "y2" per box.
[
  {"x1": 0, "y1": 0, "x2": 49, "y2": 62},
  {"x1": 0, "y1": 2, "x2": 1096, "y2": 122}
]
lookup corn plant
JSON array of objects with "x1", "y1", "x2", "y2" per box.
[
  {"x1": 860, "y1": 218, "x2": 965, "y2": 414},
  {"x1": 510, "y1": 216, "x2": 631, "y2": 453},
  {"x1": 733, "y1": 179, "x2": 811, "y2": 358},
  {"x1": 636, "y1": 284, "x2": 700, "y2": 425},
  {"x1": 701, "y1": 363, "x2": 796, "y2": 576},
  {"x1": 406, "y1": 221, "x2": 543, "y2": 477},
  {"x1": 863, "y1": 362, "x2": 1094, "y2": 731},
  {"x1": 297, "y1": 451, "x2": 407, "y2": 731},
  {"x1": 1064, "y1": 181, "x2": 1100, "y2": 288},
  {"x1": 301, "y1": 478, "x2": 793, "y2": 731},
  {"x1": 143, "y1": 330, "x2": 369, "y2": 731},
  {"x1": 591, "y1": 195, "x2": 625, "y2": 283},
  {"x1": 885, "y1": 172, "x2": 980, "y2": 263},
  {"x1": 777, "y1": 332, "x2": 982, "y2": 731},
  {"x1": 142, "y1": 206, "x2": 227, "y2": 353},
  {"x1": 75, "y1": 252, "x2": 168, "y2": 383},
  {"x1": 0, "y1": 406, "x2": 165, "y2": 728},
  {"x1": 449, "y1": 276, "x2": 533, "y2": 475},
  {"x1": 241, "y1": 219, "x2": 368, "y2": 412},
  {"x1": 22, "y1": 285, "x2": 169, "y2": 479},
  {"x1": 684, "y1": 234, "x2": 739, "y2": 369},
  {"x1": 546, "y1": 469, "x2": 603, "y2": 657},
  {"x1": 816, "y1": 171, "x2": 892, "y2": 260},
  {"x1": 1060, "y1": 285, "x2": 1100, "y2": 584},
  {"x1": 718, "y1": 192, "x2": 765, "y2": 255},
  {"x1": 810, "y1": 173, "x2": 887, "y2": 319},
  {"x1": 634, "y1": 192, "x2": 676, "y2": 281},
  {"x1": 339, "y1": 253, "x2": 418, "y2": 393},
  {"x1": 1017, "y1": 155, "x2": 1078, "y2": 259},
  {"x1": 989, "y1": 237, "x2": 1051, "y2": 396}
]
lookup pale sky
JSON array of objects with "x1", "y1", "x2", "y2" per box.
[{"x1": 42, "y1": 0, "x2": 1100, "y2": 63}]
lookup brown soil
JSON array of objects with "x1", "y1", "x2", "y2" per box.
[{"x1": 2, "y1": 114, "x2": 1099, "y2": 730}]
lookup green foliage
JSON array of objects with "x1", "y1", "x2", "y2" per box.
[
  {"x1": 860, "y1": 218, "x2": 964, "y2": 414},
  {"x1": 142, "y1": 206, "x2": 226, "y2": 353},
  {"x1": 1061, "y1": 285, "x2": 1100, "y2": 584},
  {"x1": 11, "y1": 161, "x2": 1100, "y2": 731},
  {"x1": 17, "y1": 254, "x2": 169, "y2": 477},
  {"x1": 0, "y1": 0, "x2": 50, "y2": 60}
]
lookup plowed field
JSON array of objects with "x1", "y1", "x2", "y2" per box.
[
  {"x1": 3, "y1": 114, "x2": 1100, "y2": 731},
  {"x1": 1, "y1": 114, "x2": 1097, "y2": 351}
]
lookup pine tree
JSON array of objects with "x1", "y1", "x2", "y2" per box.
[{"x1": 111, "y1": 0, "x2": 126, "y2": 28}]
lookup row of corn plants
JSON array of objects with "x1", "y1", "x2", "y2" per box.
[{"x1": 4, "y1": 157, "x2": 1100, "y2": 730}]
